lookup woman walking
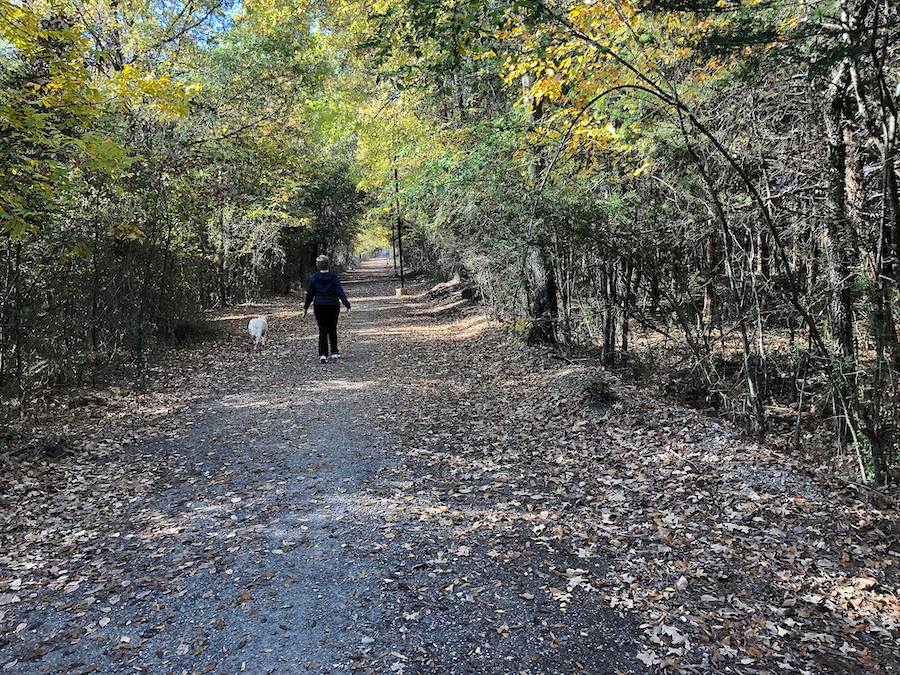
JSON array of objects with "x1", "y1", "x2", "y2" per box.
[{"x1": 303, "y1": 255, "x2": 351, "y2": 363}]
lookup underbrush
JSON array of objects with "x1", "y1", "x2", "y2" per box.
[
  {"x1": 165, "y1": 317, "x2": 220, "y2": 344},
  {"x1": 0, "y1": 314, "x2": 225, "y2": 460},
  {"x1": 594, "y1": 331, "x2": 900, "y2": 483}
]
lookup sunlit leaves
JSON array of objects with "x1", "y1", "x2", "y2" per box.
[
  {"x1": 112, "y1": 64, "x2": 200, "y2": 118},
  {"x1": 0, "y1": 0, "x2": 213, "y2": 237}
]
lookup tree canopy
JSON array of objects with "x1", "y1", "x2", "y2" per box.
[{"x1": 2, "y1": 0, "x2": 899, "y2": 484}]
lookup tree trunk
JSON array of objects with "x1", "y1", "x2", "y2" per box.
[
  {"x1": 844, "y1": 124, "x2": 866, "y2": 235},
  {"x1": 157, "y1": 208, "x2": 175, "y2": 336},
  {"x1": 526, "y1": 245, "x2": 558, "y2": 344},
  {"x1": 90, "y1": 203, "x2": 101, "y2": 384},
  {"x1": 522, "y1": 72, "x2": 558, "y2": 344},
  {"x1": 13, "y1": 242, "x2": 23, "y2": 403},
  {"x1": 702, "y1": 226, "x2": 717, "y2": 326},
  {"x1": 217, "y1": 203, "x2": 227, "y2": 307},
  {"x1": 822, "y1": 65, "x2": 858, "y2": 447},
  {"x1": 864, "y1": 147, "x2": 900, "y2": 485},
  {"x1": 880, "y1": 157, "x2": 900, "y2": 371},
  {"x1": 1, "y1": 240, "x2": 10, "y2": 386},
  {"x1": 621, "y1": 258, "x2": 634, "y2": 354}
]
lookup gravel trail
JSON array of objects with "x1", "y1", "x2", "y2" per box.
[{"x1": 1, "y1": 260, "x2": 636, "y2": 675}]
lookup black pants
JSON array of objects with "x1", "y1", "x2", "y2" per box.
[{"x1": 313, "y1": 304, "x2": 340, "y2": 356}]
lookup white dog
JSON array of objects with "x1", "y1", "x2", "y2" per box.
[{"x1": 248, "y1": 315, "x2": 268, "y2": 350}]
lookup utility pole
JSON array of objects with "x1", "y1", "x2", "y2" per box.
[{"x1": 391, "y1": 225, "x2": 398, "y2": 276}]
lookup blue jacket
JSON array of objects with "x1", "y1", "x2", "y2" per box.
[{"x1": 304, "y1": 271, "x2": 350, "y2": 309}]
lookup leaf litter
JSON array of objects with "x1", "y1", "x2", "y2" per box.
[
  {"x1": 372, "y1": 278, "x2": 900, "y2": 673},
  {"x1": 0, "y1": 264, "x2": 897, "y2": 674}
]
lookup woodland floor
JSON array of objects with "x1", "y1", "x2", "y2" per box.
[{"x1": 1, "y1": 259, "x2": 899, "y2": 674}]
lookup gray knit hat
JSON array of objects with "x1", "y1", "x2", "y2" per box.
[{"x1": 316, "y1": 255, "x2": 330, "y2": 271}]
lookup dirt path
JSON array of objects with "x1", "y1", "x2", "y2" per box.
[
  {"x1": 3, "y1": 260, "x2": 898, "y2": 674},
  {"x1": 0, "y1": 260, "x2": 636, "y2": 674}
]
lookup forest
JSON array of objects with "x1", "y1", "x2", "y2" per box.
[
  {"x1": 3, "y1": 2, "x2": 900, "y2": 672},
  {"x1": 2, "y1": 0, "x2": 899, "y2": 489}
]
